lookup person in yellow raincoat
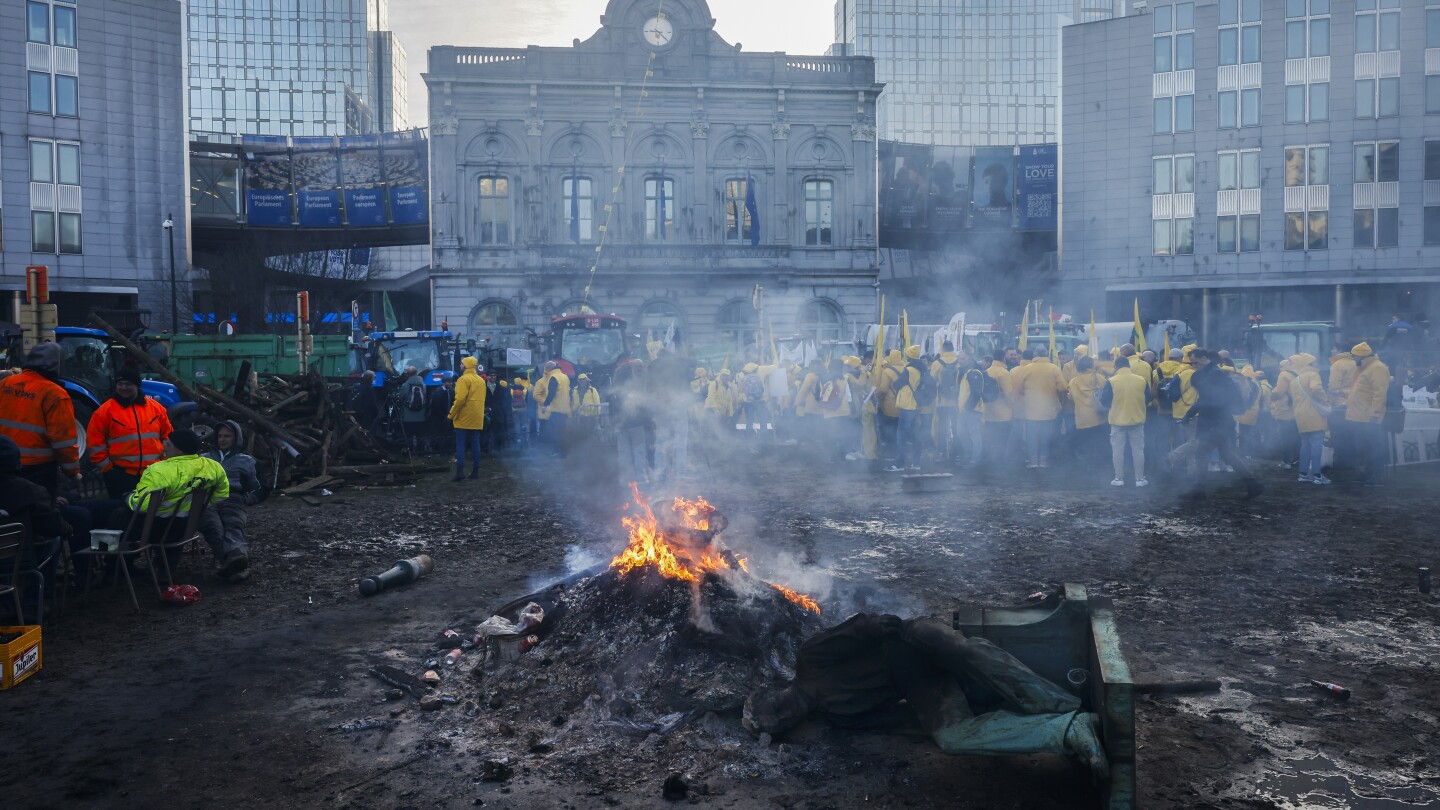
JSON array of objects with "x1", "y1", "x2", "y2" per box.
[
  {"x1": 1327, "y1": 346, "x2": 1359, "y2": 471},
  {"x1": 982, "y1": 349, "x2": 1018, "y2": 465},
  {"x1": 1278, "y1": 354, "x2": 1330, "y2": 483},
  {"x1": 571, "y1": 373, "x2": 603, "y2": 445},
  {"x1": 535, "y1": 361, "x2": 571, "y2": 457},
  {"x1": 1344, "y1": 342, "x2": 1390, "y2": 486},
  {"x1": 1235, "y1": 366, "x2": 1265, "y2": 457},
  {"x1": 705, "y1": 368, "x2": 737, "y2": 433},
  {"x1": 1014, "y1": 350, "x2": 1067, "y2": 468},
  {"x1": 447, "y1": 355, "x2": 487, "y2": 480},
  {"x1": 1066, "y1": 355, "x2": 1106, "y2": 467},
  {"x1": 1268, "y1": 358, "x2": 1299, "y2": 467},
  {"x1": 889, "y1": 345, "x2": 926, "y2": 471}
]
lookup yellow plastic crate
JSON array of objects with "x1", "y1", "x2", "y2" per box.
[{"x1": 0, "y1": 625, "x2": 42, "y2": 690}]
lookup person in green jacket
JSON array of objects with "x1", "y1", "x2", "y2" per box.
[
  {"x1": 123, "y1": 428, "x2": 229, "y2": 578},
  {"x1": 448, "y1": 356, "x2": 488, "y2": 481}
]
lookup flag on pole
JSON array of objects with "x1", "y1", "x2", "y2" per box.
[
  {"x1": 1133, "y1": 298, "x2": 1148, "y2": 352},
  {"x1": 1048, "y1": 307, "x2": 1057, "y2": 364},
  {"x1": 901, "y1": 310, "x2": 910, "y2": 351},
  {"x1": 658, "y1": 179, "x2": 668, "y2": 240},
  {"x1": 1089, "y1": 309, "x2": 1099, "y2": 356},
  {"x1": 871, "y1": 296, "x2": 886, "y2": 388},
  {"x1": 1163, "y1": 328, "x2": 1171, "y2": 361},
  {"x1": 569, "y1": 165, "x2": 581, "y2": 243},
  {"x1": 1018, "y1": 301, "x2": 1030, "y2": 350},
  {"x1": 382, "y1": 292, "x2": 399, "y2": 331},
  {"x1": 744, "y1": 175, "x2": 760, "y2": 246}
]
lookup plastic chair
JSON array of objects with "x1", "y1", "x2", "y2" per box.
[
  {"x1": 152, "y1": 478, "x2": 213, "y2": 585},
  {"x1": 75, "y1": 490, "x2": 163, "y2": 613},
  {"x1": 0, "y1": 521, "x2": 27, "y2": 624}
]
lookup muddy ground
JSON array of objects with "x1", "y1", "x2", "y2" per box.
[{"x1": 4, "y1": 442, "x2": 1439, "y2": 810}]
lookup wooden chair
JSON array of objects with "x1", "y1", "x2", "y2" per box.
[
  {"x1": 152, "y1": 478, "x2": 214, "y2": 585},
  {"x1": 0, "y1": 521, "x2": 27, "y2": 624},
  {"x1": 75, "y1": 490, "x2": 163, "y2": 613}
]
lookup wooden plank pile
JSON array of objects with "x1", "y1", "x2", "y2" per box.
[{"x1": 93, "y1": 316, "x2": 446, "y2": 495}]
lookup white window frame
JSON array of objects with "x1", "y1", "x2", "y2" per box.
[
  {"x1": 1284, "y1": 144, "x2": 1330, "y2": 252},
  {"x1": 1352, "y1": 140, "x2": 1399, "y2": 250},
  {"x1": 1355, "y1": 0, "x2": 1401, "y2": 55},
  {"x1": 1152, "y1": 153, "x2": 1195, "y2": 257},
  {"x1": 722, "y1": 177, "x2": 754, "y2": 245},
  {"x1": 1217, "y1": 148, "x2": 1261, "y2": 254},
  {"x1": 1219, "y1": 0, "x2": 1262, "y2": 67},
  {"x1": 561, "y1": 175, "x2": 594, "y2": 243},
  {"x1": 804, "y1": 178, "x2": 835, "y2": 247},
  {"x1": 28, "y1": 137, "x2": 82, "y2": 255},
  {"x1": 475, "y1": 175, "x2": 512, "y2": 246}
]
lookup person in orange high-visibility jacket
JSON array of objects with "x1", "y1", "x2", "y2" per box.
[
  {"x1": 0, "y1": 342, "x2": 78, "y2": 495},
  {"x1": 87, "y1": 365, "x2": 173, "y2": 498}
]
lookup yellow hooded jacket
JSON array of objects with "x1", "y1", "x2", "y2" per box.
[
  {"x1": 1015, "y1": 357, "x2": 1067, "y2": 421},
  {"x1": 536, "y1": 368, "x2": 571, "y2": 419},
  {"x1": 448, "y1": 357, "x2": 488, "y2": 430},
  {"x1": 1345, "y1": 354, "x2": 1389, "y2": 424},
  {"x1": 1068, "y1": 369, "x2": 1106, "y2": 429},
  {"x1": 1281, "y1": 354, "x2": 1329, "y2": 433},
  {"x1": 1328, "y1": 352, "x2": 1358, "y2": 405},
  {"x1": 982, "y1": 360, "x2": 1014, "y2": 423}
]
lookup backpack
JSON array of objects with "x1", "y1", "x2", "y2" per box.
[
  {"x1": 981, "y1": 370, "x2": 1001, "y2": 403},
  {"x1": 1158, "y1": 373, "x2": 1184, "y2": 406},
  {"x1": 936, "y1": 359, "x2": 962, "y2": 403},
  {"x1": 902, "y1": 360, "x2": 937, "y2": 407},
  {"x1": 743, "y1": 373, "x2": 765, "y2": 401},
  {"x1": 818, "y1": 379, "x2": 845, "y2": 412},
  {"x1": 405, "y1": 381, "x2": 427, "y2": 413},
  {"x1": 1236, "y1": 375, "x2": 1260, "y2": 414},
  {"x1": 511, "y1": 387, "x2": 527, "y2": 411},
  {"x1": 1219, "y1": 374, "x2": 1246, "y2": 416},
  {"x1": 963, "y1": 368, "x2": 987, "y2": 410}
]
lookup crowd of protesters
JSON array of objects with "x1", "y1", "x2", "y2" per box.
[{"x1": 416, "y1": 331, "x2": 1419, "y2": 500}]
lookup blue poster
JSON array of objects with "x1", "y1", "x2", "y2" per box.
[
  {"x1": 1016, "y1": 144, "x2": 1059, "y2": 230},
  {"x1": 246, "y1": 190, "x2": 292, "y2": 226},
  {"x1": 389, "y1": 186, "x2": 429, "y2": 224},
  {"x1": 345, "y1": 188, "x2": 387, "y2": 226},
  {"x1": 970, "y1": 147, "x2": 1015, "y2": 229},
  {"x1": 298, "y1": 190, "x2": 342, "y2": 227}
]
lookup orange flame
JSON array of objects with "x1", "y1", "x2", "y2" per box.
[
  {"x1": 771, "y1": 584, "x2": 821, "y2": 614},
  {"x1": 610, "y1": 485, "x2": 820, "y2": 614}
]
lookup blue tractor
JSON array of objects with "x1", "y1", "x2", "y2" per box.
[{"x1": 364, "y1": 329, "x2": 457, "y2": 388}]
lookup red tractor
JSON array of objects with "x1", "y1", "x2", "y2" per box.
[{"x1": 547, "y1": 312, "x2": 642, "y2": 390}]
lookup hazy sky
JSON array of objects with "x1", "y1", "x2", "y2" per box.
[{"x1": 389, "y1": 0, "x2": 836, "y2": 126}]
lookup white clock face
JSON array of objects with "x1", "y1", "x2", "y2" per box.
[{"x1": 642, "y1": 16, "x2": 674, "y2": 47}]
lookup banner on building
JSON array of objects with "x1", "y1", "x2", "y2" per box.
[
  {"x1": 384, "y1": 136, "x2": 429, "y2": 225},
  {"x1": 340, "y1": 135, "x2": 388, "y2": 226},
  {"x1": 293, "y1": 136, "x2": 341, "y2": 228},
  {"x1": 1016, "y1": 144, "x2": 1059, "y2": 230},
  {"x1": 970, "y1": 147, "x2": 1015, "y2": 229},
  {"x1": 244, "y1": 148, "x2": 294, "y2": 226}
]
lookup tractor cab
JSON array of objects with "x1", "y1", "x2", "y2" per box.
[
  {"x1": 53, "y1": 327, "x2": 182, "y2": 413},
  {"x1": 548, "y1": 313, "x2": 637, "y2": 390},
  {"x1": 365, "y1": 329, "x2": 456, "y2": 387}
]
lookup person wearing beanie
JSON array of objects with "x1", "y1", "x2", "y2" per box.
[
  {"x1": 200, "y1": 420, "x2": 261, "y2": 580},
  {"x1": 87, "y1": 364, "x2": 174, "y2": 498},
  {"x1": 0, "y1": 341, "x2": 79, "y2": 495},
  {"x1": 1345, "y1": 342, "x2": 1390, "y2": 486},
  {"x1": 447, "y1": 355, "x2": 487, "y2": 480},
  {"x1": 119, "y1": 428, "x2": 229, "y2": 582}
]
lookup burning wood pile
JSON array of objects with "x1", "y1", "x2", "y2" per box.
[
  {"x1": 427, "y1": 487, "x2": 827, "y2": 786},
  {"x1": 93, "y1": 316, "x2": 437, "y2": 494}
]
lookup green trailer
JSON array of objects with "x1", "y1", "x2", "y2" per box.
[{"x1": 150, "y1": 333, "x2": 352, "y2": 391}]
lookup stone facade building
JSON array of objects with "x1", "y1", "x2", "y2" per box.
[{"x1": 424, "y1": 0, "x2": 881, "y2": 360}]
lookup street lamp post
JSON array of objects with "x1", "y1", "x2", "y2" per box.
[{"x1": 163, "y1": 213, "x2": 177, "y2": 333}]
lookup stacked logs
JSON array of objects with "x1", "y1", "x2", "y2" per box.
[{"x1": 93, "y1": 316, "x2": 445, "y2": 497}]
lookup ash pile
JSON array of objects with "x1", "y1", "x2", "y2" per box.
[{"x1": 417, "y1": 489, "x2": 827, "y2": 791}]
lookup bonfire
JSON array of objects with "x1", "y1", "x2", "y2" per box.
[{"x1": 476, "y1": 485, "x2": 824, "y2": 721}]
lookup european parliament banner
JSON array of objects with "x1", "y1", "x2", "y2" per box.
[
  {"x1": 1016, "y1": 144, "x2": 1058, "y2": 230},
  {"x1": 244, "y1": 148, "x2": 293, "y2": 227},
  {"x1": 293, "y1": 137, "x2": 341, "y2": 227},
  {"x1": 383, "y1": 134, "x2": 429, "y2": 225},
  {"x1": 389, "y1": 186, "x2": 429, "y2": 224},
  {"x1": 340, "y1": 135, "x2": 388, "y2": 226},
  {"x1": 970, "y1": 147, "x2": 1015, "y2": 229}
]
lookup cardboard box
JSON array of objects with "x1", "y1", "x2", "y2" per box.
[{"x1": 1, "y1": 625, "x2": 42, "y2": 690}]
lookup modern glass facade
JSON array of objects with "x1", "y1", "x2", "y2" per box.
[
  {"x1": 186, "y1": 0, "x2": 408, "y2": 138},
  {"x1": 833, "y1": 0, "x2": 1124, "y2": 146}
]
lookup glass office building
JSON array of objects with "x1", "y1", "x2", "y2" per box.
[
  {"x1": 833, "y1": 0, "x2": 1124, "y2": 145},
  {"x1": 186, "y1": 0, "x2": 408, "y2": 138}
]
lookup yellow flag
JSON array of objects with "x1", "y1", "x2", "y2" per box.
[
  {"x1": 1133, "y1": 298, "x2": 1148, "y2": 353},
  {"x1": 870, "y1": 296, "x2": 886, "y2": 388},
  {"x1": 1048, "y1": 307, "x2": 1057, "y2": 364},
  {"x1": 768, "y1": 318, "x2": 778, "y2": 366},
  {"x1": 901, "y1": 309, "x2": 910, "y2": 350},
  {"x1": 1163, "y1": 329, "x2": 1170, "y2": 361},
  {"x1": 1089, "y1": 309, "x2": 1099, "y2": 356},
  {"x1": 721, "y1": 353, "x2": 731, "y2": 373},
  {"x1": 1018, "y1": 301, "x2": 1030, "y2": 350}
]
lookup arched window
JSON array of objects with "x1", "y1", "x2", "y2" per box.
[
  {"x1": 717, "y1": 300, "x2": 760, "y2": 357},
  {"x1": 469, "y1": 300, "x2": 525, "y2": 351},
  {"x1": 798, "y1": 299, "x2": 844, "y2": 344},
  {"x1": 638, "y1": 300, "x2": 684, "y2": 342},
  {"x1": 476, "y1": 176, "x2": 511, "y2": 245}
]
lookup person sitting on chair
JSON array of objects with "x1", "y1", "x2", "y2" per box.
[
  {"x1": 120, "y1": 429, "x2": 228, "y2": 579},
  {"x1": 200, "y1": 420, "x2": 261, "y2": 581}
]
